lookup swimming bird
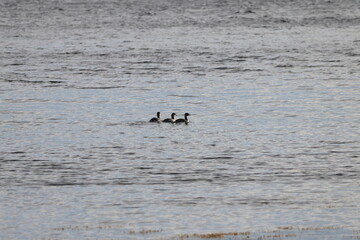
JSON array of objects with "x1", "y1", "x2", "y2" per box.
[
  {"x1": 163, "y1": 113, "x2": 176, "y2": 123},
  {"x1": 175, "y1": 113, "x2": 190, "y2": 124},
  {"x1": 149, "y1": 112, "x2": 161, "y2": 123}
]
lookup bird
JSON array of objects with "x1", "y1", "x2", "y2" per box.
[
  {"x1": 163, "y1": 113, "x2": 176, "y2": 123},
  {"x1": 175, "y1": 113, "x2": 190, "y2": 124},
  {"x1": 149, "y1": 112, "x2": 161, "y2": 123}
]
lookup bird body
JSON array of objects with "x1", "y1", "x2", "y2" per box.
[
  {"x1": 163, "y1": 113, "x2": 176, "y2": 123},
  {"x1": 175, "y1": 113, "x2": 190, "y2": 124},
  {"x1": 149, "y1": 112, "x2": 161, "y2": 123}
]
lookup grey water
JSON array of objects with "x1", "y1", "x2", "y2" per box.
[{"x1": 1, "y1": 0, "x2": 360, "y2": 239}]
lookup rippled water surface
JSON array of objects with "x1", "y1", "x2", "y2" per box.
[{"x1": 1, "y1": 0, "x2": 360, "y2": 239}]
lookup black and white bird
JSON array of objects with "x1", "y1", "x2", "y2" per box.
[
  {"x1": 175, "y1": 113, "x2": 190, "y2": 124},
  {"x1": 149, "y1": 112, "x2": 161, "y2": 123},
  {"x1": 163, "y1": 113, "x2": 176, "y2": 123}
]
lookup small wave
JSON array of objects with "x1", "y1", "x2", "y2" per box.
[
  {"x1": 243, "y1": 68, "x2": 263, "y2": 72},
  {"x1": 345, "y1": 52, "x2": 360, "y2": 57},
  {"x1": 57, "y1": 51, "x2": 83, "y2": 55},
  {"x1": 201, "y1": 156, "x2": 234, "y2": 160},
  {"x1": 9, "y1": 151, "x2": 26, "y2": 154},
  {"x1": 168, "y1": 94, "x2": 198, "y2": 98},
  {"x1": 75, "y1": 86, "x2": 125, "y2": 89},
  {"x1": 127, "y1": 121, "x2": 149, "y2": 126},
  {"x1": 319, "y1": 140, "x2": 357, "y2": 145},
  {"x1": 4, "y1": 63, "x2": 24, "y2": 66},
  {"x1": 276, "y1": 64, "x2": 294, "y2": 68},
  {"x1": 3, "y1": 79, "x2": 63, "y2": 84}
]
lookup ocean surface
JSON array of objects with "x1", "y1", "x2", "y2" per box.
[{"x1": 1, "y1": 0, "x2": 360, "y2": 239}]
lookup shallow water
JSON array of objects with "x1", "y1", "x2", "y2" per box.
[{"x1": 1, "y1": 0, "x2": 360, "y2": 239}]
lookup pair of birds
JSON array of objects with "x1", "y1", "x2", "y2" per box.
[{"x1": 149, "y1": 112, "x2": 190, "y2": 124}]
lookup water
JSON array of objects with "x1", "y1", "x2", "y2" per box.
[{"x1": 1, "y1": 0, "x2": 360, "y2": 239}]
